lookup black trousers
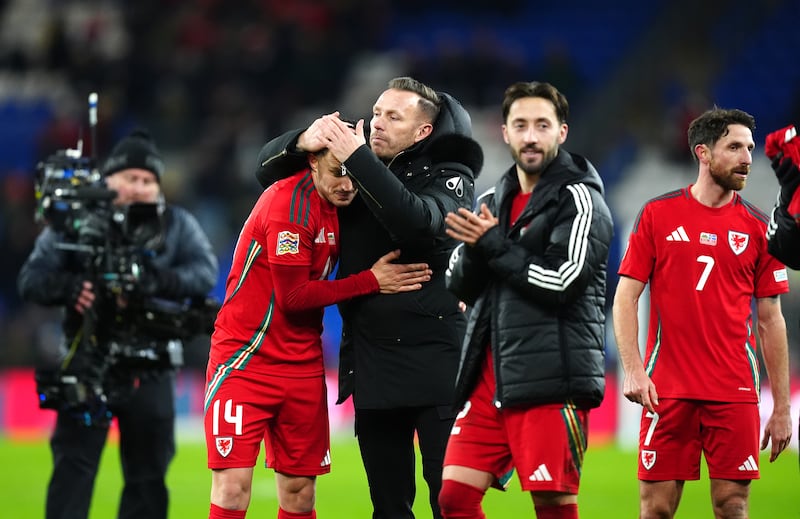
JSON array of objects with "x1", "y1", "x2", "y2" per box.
[
  {"x1": 45, "y1": 371, "x2": 176, "y2": 519},
  {"x1": 355, "y1": 406, "x2": 456, "y2": 519}
]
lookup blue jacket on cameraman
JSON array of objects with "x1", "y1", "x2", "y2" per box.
[
  {"x1": 18, "y1": 205, "x2": 218, "y2": 343},
  {"x1": 17, "y1": 129, "x2": 218, "y2": 519}
]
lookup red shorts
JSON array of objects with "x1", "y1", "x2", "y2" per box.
[
  {"x1": 637, "y1": 399, "x2": 760, "y2": 481},
  {"x1": 204, "y1": 363, "x2": 331, "y2": 476},
  {"x1": 443, "y1": 360, "x2": 588, "y2": 493}
]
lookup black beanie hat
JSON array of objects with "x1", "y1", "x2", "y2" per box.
[{"x1": 102, "y1": 128, "x2": 165, "y2": 181}]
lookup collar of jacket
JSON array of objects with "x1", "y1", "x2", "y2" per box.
[
  {"x1": 494, "y1": 148, "x2": 603, "y2": 227},
  {"x1": 388, "y1": 132, "x2": 484, "y2": 181},
  {"x1": 497, "y1": 148, "x2": 603, "y2": 201}
]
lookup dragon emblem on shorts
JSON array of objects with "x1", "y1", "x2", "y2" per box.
[
  {"x1": 216, "y1": 437, "x2": 233, "y2": 458},
  {"x1": 641, "y1": 449, "x2": 656, "y2": 470}
]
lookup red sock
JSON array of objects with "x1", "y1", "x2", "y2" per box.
[
  {"x1": 277, "y1": 509, "x2": 316, "y2": 519},
  {"x1": 209, "y1": 503, "x2": 247, "y2": 519},
  {"x1": 534, "y1": 503, "x2": 579, "y2": 519},
  {"x1": 438, "y1": 479, "x2": 486, "y2": 518}
]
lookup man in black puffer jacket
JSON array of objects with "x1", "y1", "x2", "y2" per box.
[
  {"x1": 441, "y1": 81, "x2": 612, "y2": 519},
  {"x1": 256, "y1": 77, "x2": 483, "y2": 519}
]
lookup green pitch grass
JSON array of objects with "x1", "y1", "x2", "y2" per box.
[{"x1": 2, "y1": 435, "x2": 798, "y2": 517}]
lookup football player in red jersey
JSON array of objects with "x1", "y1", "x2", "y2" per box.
[
  {"x1": 205, "y1": 143, "x2": 432, "y2": 519},
  {"x1": 614, "y1": 108, "x2": 792, "y2": 519}
]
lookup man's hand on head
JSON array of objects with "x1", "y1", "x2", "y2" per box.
[
  {"x1": 319, "y1": 117, "x2": 366, "y2": 164},
  {"x1": 296, "y1": 111, "x2": 340, "y2": 153}
]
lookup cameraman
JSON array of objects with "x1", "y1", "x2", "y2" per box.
[{"x1": 18, "y1": 129, "x2": 219, "y2": 519}]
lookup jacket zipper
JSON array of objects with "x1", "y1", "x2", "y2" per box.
[
  {"x1": 260, "y1": 148, "x2": 288, "y2": 168},
  {"x1": 489, "y1": 283, "x2": 503, "y2": 410}
]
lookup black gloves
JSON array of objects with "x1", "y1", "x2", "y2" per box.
[{"x1": 772, "y1": 155, "x2": 800, "y2": 210}]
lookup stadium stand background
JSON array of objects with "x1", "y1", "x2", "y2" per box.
[{"x1": 2, "y1": 0, "x2": 799, "y2": 441}]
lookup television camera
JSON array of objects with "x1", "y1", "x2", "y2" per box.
[{"x1": 32, "y1": 93, "x2": 218, "y2": 426}]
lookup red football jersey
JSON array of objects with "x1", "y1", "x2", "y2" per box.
[
  {"x1": 618, "y1": 186, "x2": 789, "y2": 402},
  {"x1": 210, "y1": 170, "x2": 344, "y2": 378}
]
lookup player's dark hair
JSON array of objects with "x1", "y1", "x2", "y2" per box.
[
  {"x1": 687, "y1": 107, "x2": 755, "y2": 163},
  {"x1": 502, "y1": 81, "x2": 569, "y2": 124}
]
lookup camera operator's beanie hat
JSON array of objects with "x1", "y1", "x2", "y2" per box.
[{"x1": 102, "y1": 128, "x2": 165, "y2": 181}]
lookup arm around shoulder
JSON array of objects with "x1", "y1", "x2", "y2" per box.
[{"x1": 255, "y1": 128, "x2": 309, "y2": 189}]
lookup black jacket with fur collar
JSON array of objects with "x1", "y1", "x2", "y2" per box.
[{"x1": 255, "y1": 93, "x2": 483, "y2": 409}]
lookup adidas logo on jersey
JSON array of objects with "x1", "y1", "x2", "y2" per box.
[
  {"x1": 528, "y1": 464, "x2": 553, "y2": 482},
  {"x1": 666, "y1": 226, "x2": 690, "y2": 242},
  {"x1": 738, "y1": 455, "x2": 758, "y2": 472},
  {"x1": 315, "y1": 228, "x2": 326, "y2": 244}
]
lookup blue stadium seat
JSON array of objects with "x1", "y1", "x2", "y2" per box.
[{"x1": 0, "y1": 99, "x2": 53, "y2": 175}]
